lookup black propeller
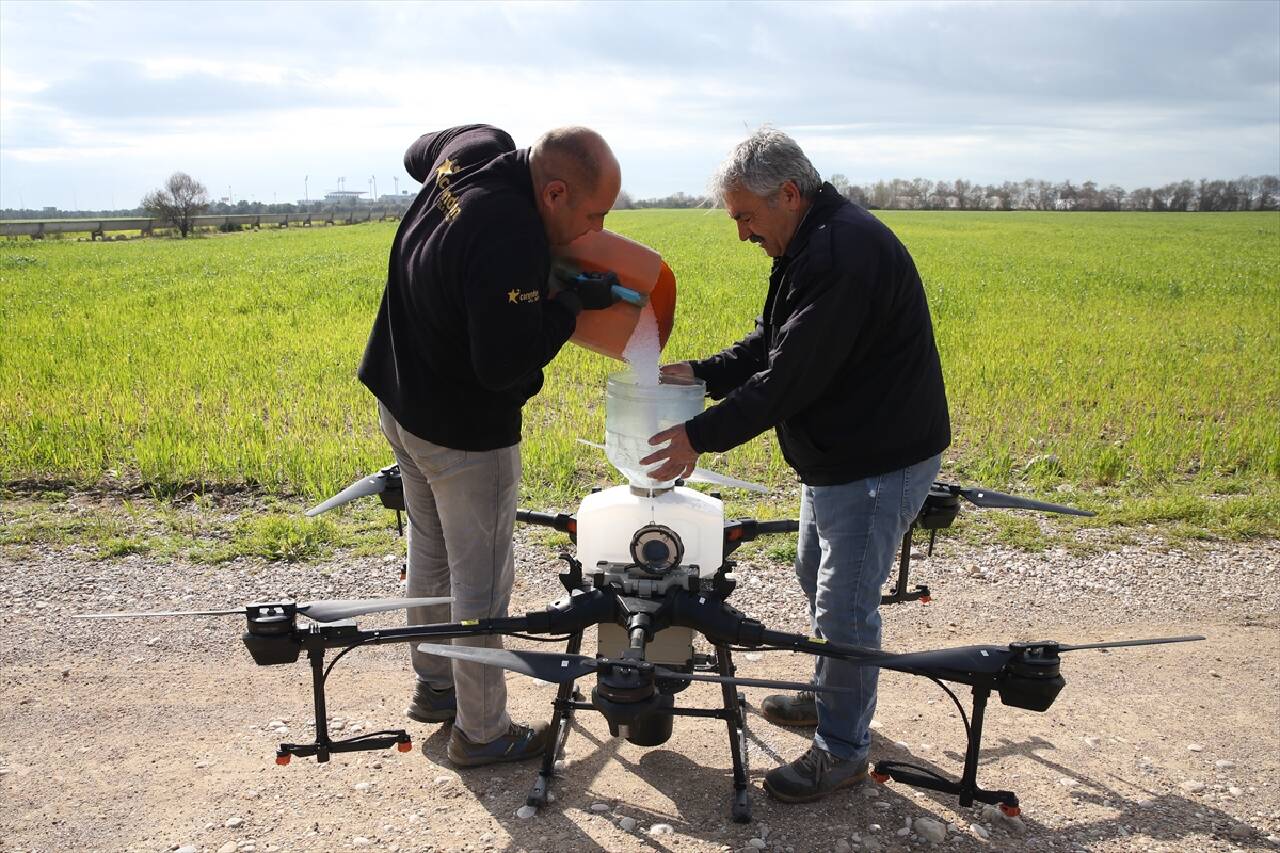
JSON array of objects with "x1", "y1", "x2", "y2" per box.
[
  {"x1": 76, "y1": 595, "x2": 453, "y2": 623},
  {"x1": 416, "y1": 643, "x2": 872, "y2": 696},
  {"x1": 1051, "y1": 636, "x2": 1205, "y2": 652},
  {"x1": 936, "y1": 482, "x2": 1094, "y2": 517},
  {"x1": 875, "y1": 635, "x2": 1204, "y2": 674},
  {"x1": 416, "y1": 644, "x2": 602, "y2": 683},
  {"x1": 420, "y1": 634, "x2": 1203, "y2": 686},
  {"x1": 305, "y1": 465, "x2": 400, "y2": 516}
]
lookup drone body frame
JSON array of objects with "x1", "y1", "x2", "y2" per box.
[{"x1": 83, "y1": 471, "x2": 1196, "y2": 824}]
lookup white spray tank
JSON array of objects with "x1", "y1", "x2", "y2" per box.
[{"x1": 578, "y1": 371, "x2": 724, "y2": 665}]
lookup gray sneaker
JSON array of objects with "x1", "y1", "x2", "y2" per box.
[
  {"x1": 760, "y1": 690, "x2": 817, "y2": 727},
  {"x1": 763, "y1": 746, "x2": 868, "y2": 803},
  {"x1": 405, "y1": 682, "x2": 457, "y2": 724},
  {"x1": 446, "y1": 722, "x2": 551, "y2": 768}
]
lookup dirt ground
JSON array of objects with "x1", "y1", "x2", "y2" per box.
[{"x1": 2, "y1": 507, "x2": 1278, "y2": 853}]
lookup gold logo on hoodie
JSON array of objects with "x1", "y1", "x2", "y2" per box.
[{"x1": 435, "y1": 158, "x2": 460, "y2": 221}]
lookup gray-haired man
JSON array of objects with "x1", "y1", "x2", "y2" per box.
[{"x1": 643, "y1": 128, "x2": 950, "y2": 802}]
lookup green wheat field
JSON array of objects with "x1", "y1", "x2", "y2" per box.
[{"x1": 2, "y1": 211, "x2": 1278, "y2": 541}]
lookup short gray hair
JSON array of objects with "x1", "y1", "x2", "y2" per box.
[{"x1": 710, "y1": 126, "x2": 822, "y2": 203}]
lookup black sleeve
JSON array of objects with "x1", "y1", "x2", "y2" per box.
[
  {"x1": 689, "y1": 320, "x2": 768, "y2": 400},
  {"x1": 684, "y1": 251, "x2": 877, "y2": 454},
  {"x1": 404, "y1": 125, "x2": 515, "y2": 183},
  {"x1": 460, "y1": 218, "x2": 577, "y2": 391}
]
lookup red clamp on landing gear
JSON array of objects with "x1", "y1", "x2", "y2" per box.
[
  {"x1": 870, "y1": 770, "x2": 891, "y2": 784},
  {"x1": 919, "y1": 593, "x2": 932, "y2": 604},
  {"x1": 999, "y1": 803, "x2": 1021, "y2": 817},
  {"x1": 396, "y1": 735, "x2": 413, "y2": 753},
  {"x1": 275, "y1": 752, "x2": 291, "y2": 766}
]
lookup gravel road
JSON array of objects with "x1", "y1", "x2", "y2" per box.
[{"x1": 2, "y1": 508, "x2": 1278, "y2": 853}]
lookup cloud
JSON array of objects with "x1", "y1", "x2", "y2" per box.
[
  {"x1": 34, "y1": 60, "x2": 380, "y2": 120},
  {"x1": 1, "y1": 0, "x2": 1276, "y2": 208}
]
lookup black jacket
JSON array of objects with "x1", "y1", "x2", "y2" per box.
[
  {"x1": 685, "y1": 183, "x2": 950, "y2": 486},
  {"x1": 358, "y1": 125, "x2": 578, "y2": 450}
]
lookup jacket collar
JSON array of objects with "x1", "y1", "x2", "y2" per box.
[
  {"x1": 780, "y1": 182, "x2": 846, "y2": 260},
  {"x1": 512, "y1": 147, "x2": 537, "y2": 206}
]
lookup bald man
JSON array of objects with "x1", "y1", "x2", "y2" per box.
[{"x1": 359, "y1": 125, "x2": 621, "y2": 766}]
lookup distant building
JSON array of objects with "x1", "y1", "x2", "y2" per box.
[
  {"x1": 323, "y1": 190, "x2": 365, "y2": 205},
  {"x1": 379, "y1": 192, "x2": 415, "y2": 205}
]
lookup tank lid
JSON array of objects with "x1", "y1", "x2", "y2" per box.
[{"x1": 630, "y1": 485, "x2": 673, "y2": 498}]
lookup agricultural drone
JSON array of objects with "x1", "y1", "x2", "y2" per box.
[{"x1": 81, "y1": 463, "x2": 1201, "y2": 823}]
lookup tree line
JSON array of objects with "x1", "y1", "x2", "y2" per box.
[
  {"x1": 7, "y1": 172, "x2": 1277, "y2": 226},
  {"x1": 614, "y1": 174, "x2": 1280, "y2": 212}
]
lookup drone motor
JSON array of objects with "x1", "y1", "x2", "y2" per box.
[
  {"x1": 999, "y1": 642, "x2": 1067, "y2": 711},
  {"x1": 592, "y1": 663, "x2": 676, "y2": 746}
]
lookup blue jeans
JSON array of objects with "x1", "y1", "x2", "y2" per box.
[{"x1": 796, "y1": 454, "x2": 941, "y2": 761}]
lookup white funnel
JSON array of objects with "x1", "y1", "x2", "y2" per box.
[{"x1": 604, "y1": 371, "x2": 705, "y2": 490}]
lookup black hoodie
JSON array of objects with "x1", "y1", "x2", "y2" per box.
[{"x1": 358, "y1": 125, "x2": 578, "y2": 450}]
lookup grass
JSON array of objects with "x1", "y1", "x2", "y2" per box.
[
  {"x1": 0, "y1": 487, "x2": 394, "y2": 563},
  {"x1": 2, "y1": 211, "x2": 1278, "y2": 552}
]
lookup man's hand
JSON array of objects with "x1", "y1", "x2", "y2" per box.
[
  {"x1": 659, "y1": 362, "x2": 695, "y2": 381},
  {"x1": 568, "y1": 271, "x2": 621, "y2": 310},
  {"x1": 551, "y1": 266, "x2": 621, "y2": 313},
  {"x1": 640, "y1": 422, "x2": 700, "y2": 483}
]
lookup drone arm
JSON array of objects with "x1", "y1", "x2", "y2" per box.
[
  {"x1": 722, "y1": 518, "x2": 798, "y2": 557},
  {"x1": 666, "y1": 590, "x2": 896, "y2": 667},
  {"x1": 516, "y1": 510, "x2": 577, "y2": 535},
  {"x1": 317, "y1": 588, "x2": 619, "y2": 652}
]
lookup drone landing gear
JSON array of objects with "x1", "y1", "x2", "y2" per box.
[
  {"x1": 527, "y1": 630, "x2": 586, "y2": 809},
  {"x1": 870, "y1": 686, "x2": 1020, "y2": 815},
  {"x1": 715, "y1": 644, "x2": 753, "y2": 824},
  {"x1": 523, "y1": 640, "x2": 754, "y2": 823},
  {"x1": 276, "y1": 644, "x2": 413, "y2": 764},
  {"x1": 881, "y1": 525, "x2": 931, "y2": 606}
]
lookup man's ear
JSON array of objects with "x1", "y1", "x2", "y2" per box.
[
  {"x1": 780, "y1": 180, "x2": 803, "y2": 211},
  {"x1": 542, "y1": 179, "x2": 568, "y2": 209}
]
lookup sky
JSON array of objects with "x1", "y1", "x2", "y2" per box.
[{"x1": 1, "y1": 0, "x2": 1277, "y2": 211}]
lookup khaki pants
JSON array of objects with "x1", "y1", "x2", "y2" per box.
[{"x1": 379, "y1": 403, "x2": 518, "y2": 743}]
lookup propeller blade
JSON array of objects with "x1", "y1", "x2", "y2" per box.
[
  {"x1": 415, "y1": 643, "x2": 601, "y2": 683},
  {"x1": 947, "y1": 484, "x2": 1094, "y2": 517},
  {"x1": 652, "y1": 668, "x2": 872, "y2": 694},
  {"x1": 305, "y1": 466, "x2": 398, "y2": 516},
  {"x1": 75, "y1": 595, "x2": 454, "y2": 622},
  {"x1": 1057, "y1": 635, "x2": 1205, "y2": 652},
  {"x1": 685, "y1": 467, "x2": 770, "y2": 494},
  {"x1": 872, "y1": 635, "x2": 1206, "y2": 674},
  {"x1": 298, "y1": 596, "x2": 453, "y2": 623},
  {"x1": 874, "y1": 645, "x2": 1016, "y2": 675},
  {"x1": 73, "y1": 608, "x2": 244, "y2": 619},
  {"x1": 575, "y1": 438, "x2": 768, "y2": 493}
]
